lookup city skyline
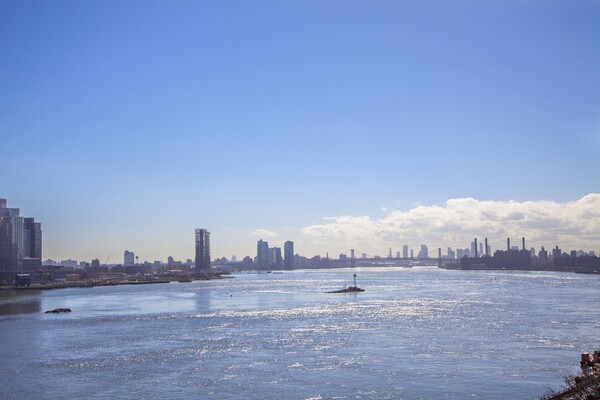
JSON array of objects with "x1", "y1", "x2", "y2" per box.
[
  {"x1": 2, "y1": 2, "x2": 599, "y2": 261},
  {"x1": 2, "y1": 194, "x2": 600, "y2": 263}
]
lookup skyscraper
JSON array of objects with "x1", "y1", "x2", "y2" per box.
[
  {"x1": 269, "y1": 247, "x2": 282, "y2": 269},
  {"x1": 418, "y1": 244, "x2": 429, "y2": 259},
  {"x1": 284, "y1": 241, "x2": 294, "y2": 269},
  {"x1": 195, "y1": 229, "x2": 211, "y2": 270},
  {"x1": 402, "y1": 245, "x2": 408, "y2": 258},
  {"x1": 22, "y1": 217, "x2": 42, "y2": 273},
  {"x1": 257, "y1": 240, "x2": 269, "y2": 268},
  {"x1": 0, "y1": 199, "x2": 42, "y2": 283}
]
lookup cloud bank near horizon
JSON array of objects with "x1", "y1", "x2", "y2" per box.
[
  {"x1": 251, "y1": 229, "x2": 279, "y2": 239},
  {"x1": 301, "y1": 194, "x2": 600, "y2": 254}
]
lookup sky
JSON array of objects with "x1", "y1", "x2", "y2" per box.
[{"x1": 1, "y1": 1, "x2": 599, "y2": 262}]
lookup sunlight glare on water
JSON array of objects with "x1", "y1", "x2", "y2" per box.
[{"x1": 1, "y1": 267, "x2": 598, "y2": 399}]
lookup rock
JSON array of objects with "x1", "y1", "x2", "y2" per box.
[{"x1": 45, "y1": 308, "x2": 71, "y2": 314}]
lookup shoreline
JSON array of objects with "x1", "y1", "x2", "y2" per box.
[{"x1": 0, "y1": 273, "x2": 232, "y2": 291}]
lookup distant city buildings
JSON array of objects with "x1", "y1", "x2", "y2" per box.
[
  {"x1": 284, "y1": 241, "x2": 294, "y2": 269},
  {"x1": 256, "y1": 240, "x2": 269, "y2": 268},
  {"x1": 0, "y1": 198, "x2": 42, "y2": 284},
  {"x1": 470, "y1": 240, "x2": 478, "y2": 258},
  {"x1": 255, "y1": 239, "x2": 295, "y2": 270},
  {"x1": 269, "y1": 247, "x2": 282, "y2": 269},
  {"x1": 195, "y1": 229, "x2": 211, "y2": 270},
  {"x1": 3, "y1": 199, "x2": 598, "y2": 278},
  {"x1": 456, "y1": 248, "x2": 470, "y2": 259},
  {"x1": 124, "y1": 250, "x2": 135, "y2": 266},
  {"x1": 418, "y1": 244, "x2": 428, "y2": 259},
  {"x1": 446, "y1": 247, "x2": 456, "y2": 259}
]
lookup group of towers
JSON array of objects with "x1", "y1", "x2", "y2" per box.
[
  {"x1": 257, "y1": 239, "x2": 294, "y2": 269},
  {"x1": 194, "y1": 230, "x2": 295, "y2": 270},
  {"x1": 0, "y1": 199, "x2": 42, "y2": 283}
]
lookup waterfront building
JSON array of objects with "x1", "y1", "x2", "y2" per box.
[
  {"x1": 552, "y1": 246, "x2": 562, "y2": 261},
  {"x1": 269, "y1": 247, "x2": 282, "y2": 269},
  {"x1": 470, "y1": 240, "x2": 478, "y2": 258},
  {"x1": 0, "y1": 199, "x2": 42, "y2": 283},
  {"x1": 402, "y1": 245, "x2": 408, "y2": 258},
  {"x1": 418, "y1": 244, "x2": 428, "y2": 259},
  {"x1": 410, "y1": 249, "x2": 414, "y2": 258},
  {"x1": 195, "y1": 229, "x2": 211, "y2": 270},
  {"x1": 257, "y1": 240, "x2": 269, "y2": 268},
  {"x1": 242, "y1": 256, "x2": 253, "y2": 268},
  {"x1": 22, "y1": 217, "x2": 42, "y2": 273},
  {"x1": 284, "y1": 241, "x2": 294, "y2": 269},
  {"x1": 124, "y1": 250, "x2": 135, "y2": 266},
  {"x1": 457, "y1": 248, "x2": 470, "y2": 259},
  {"x1": 60, "y1": 259, "x2": 78, "y2": 268},
  {"x1": 446, "y1": 247, "x2": 456, "y2": 259},
  {"x1": 539, "y1": 246, "x2": 548, "y2": 263}
]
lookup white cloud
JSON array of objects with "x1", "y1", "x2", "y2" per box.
[
  {"x1": 251, "y1": 228, "x2": 279, "y2": 239},
  {"x1": 301, "y1": 194, "x2": 600, "y2": 254}
]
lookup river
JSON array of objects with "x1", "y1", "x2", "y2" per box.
[{"x1": 1, "y1": 267, "x2": 598, "y2": 399}]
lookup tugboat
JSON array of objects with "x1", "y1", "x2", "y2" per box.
[{"x1": 327, "y1": 274, "x2": 365, "y2": 293}]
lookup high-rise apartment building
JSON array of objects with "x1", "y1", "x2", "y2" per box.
[
  {"x1": 471, "y1": 240, "x2": 478, "y2": 258},
  {"x1": 124, "y1": 250, "x2": 135, "y2": 266},
  {"x1": 446, "y1": 247, "x2": 456, "y2": 259},
  {"x1": 418, "y1": 244, "x2": 428, "y2": 259},
  {"x1": 284, "y1": 241, "x2": 294, "y2": 269},
  {"x1": 0, "y1": 199, "x2": 42, "y2": 283},
  {"x1": 269, "y1": 247, "x2": 282, "y2": 269},
  {"x1": 195, "y1": 229, "x2": 211, "y2": 270},
  {"x1": 257, "y1": 240, "x2": 269, "y2": 268}
]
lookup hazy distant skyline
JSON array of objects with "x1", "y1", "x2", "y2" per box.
[{"x1": 1, "y1": 1, "x2": 599, "y2": 261}]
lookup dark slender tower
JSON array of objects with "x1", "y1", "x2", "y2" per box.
[
  {"x1": 194, "y1": 229, "x2": 211, "y2": 270},
  {"x1": 284, "y1": 241, "x2": 294, "y2": 269}
]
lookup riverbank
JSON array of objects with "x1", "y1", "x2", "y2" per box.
[{"x1": 0, "y1": 272, "x2": 232, "y2": 291}]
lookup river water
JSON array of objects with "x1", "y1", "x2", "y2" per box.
[{"x1": 1, "y1": 267, "x2": 598, "y2": 399}]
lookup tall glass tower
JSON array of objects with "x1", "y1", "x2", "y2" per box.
[
  {"x1": 284, "y1": 241, "x2": 294, "y2": 269},
  {"x1": 195, "y1": 229, "x2": 211, "y2": 270},
  {"x1": 0, "y1": 199, "x2": 42, "y2": 283}
]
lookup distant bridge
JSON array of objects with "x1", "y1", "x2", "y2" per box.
[{"x1": 341, "y1": 248, "x2": 457, "y2": 267}]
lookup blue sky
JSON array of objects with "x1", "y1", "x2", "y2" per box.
[{"x1": 1, "y1": 1, "x2": 599, "y2": 261}]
